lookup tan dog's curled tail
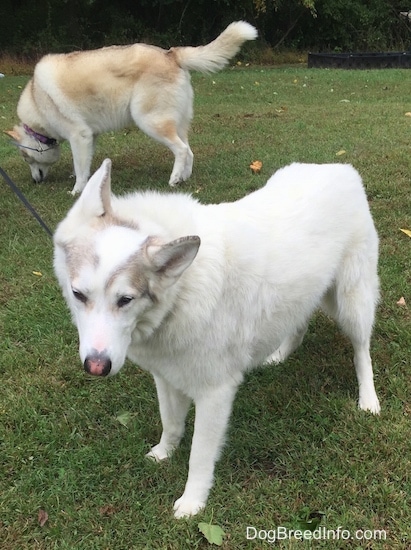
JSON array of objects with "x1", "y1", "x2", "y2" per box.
[{"x1": 170, "y1": 21, "x2": 257, "y2": 74}]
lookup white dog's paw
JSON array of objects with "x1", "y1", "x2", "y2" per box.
[
  {"x1": 173, "y1": 495, "x2": 206, "y2": 519},
  {"x1": 263, "y1": 350, "x2": 283, "y2": 365},
  {"x1": 71, "y1": 179, "x2": 87, "y2": 195},
  {"x1": 358, "y1": 394, "x2": 381, "y2": 415},
  {"x1": 168, "y1": 170, "x2": 186, "y2": 187},
  {"x1": 145, "y1": 444, "x2": 172, "y2": 462},
  {"x1": 168, "y1": 178, "x2": 178, "y2": 188},
  {"x1": 181, "y1": 162, "x2": 193, "y2": 182}
]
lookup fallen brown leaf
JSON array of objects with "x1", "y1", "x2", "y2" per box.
[
  {"x1": 38, "y1": 509, "x2": 48, "y2": 527},
  {"x1": 250, "y1": 160, "x2": 262, "y2": 174},
  {"x1": 99, "y1": 505, "x2": 116, "y2": 516}
]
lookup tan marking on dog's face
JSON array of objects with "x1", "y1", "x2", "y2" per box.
[
  {"x1": 85, "y1": 213, "x2": 139, "y2": 235},
  {"x1": 104, "y1": 246, "x2": 150, "y2": 297},
  {"x1": 60, "y1": 215, "x2": 142, "y2": 282},
  {"x1": 63, "y1": 240, "x2": 99, "y2": 281},
  {"x1": 102, "y1": 235, "x2": 164, "y2": 297},
  {"x1": 104, "y1": 213, "x2": 139, "y2": 232}
]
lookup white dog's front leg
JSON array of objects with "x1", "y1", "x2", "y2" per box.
[
  {"x1": 173, "y1": 383, "x2": 238, "y2": 518},
  {"x1": 146, "y1": 374, "x2": 192, "y2": 462},
  {"x1": 69, "y1": 129, "x2": 95, "y2": 194}
]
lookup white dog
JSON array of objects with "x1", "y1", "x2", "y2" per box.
[
  {"x1": 54, "y1": 159, "x2": 380, "y2": 518},
  {"x1": 6, "y1": 21, "x2": 257, "y2": 194}
]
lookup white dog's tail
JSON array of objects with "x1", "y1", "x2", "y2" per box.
[{"x1": 170, "y1": 21, "x2": 257, "y2": 74}]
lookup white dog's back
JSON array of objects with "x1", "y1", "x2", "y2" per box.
[{"x1": 109, "y1": 163, "x2": 378, "y2": 376}]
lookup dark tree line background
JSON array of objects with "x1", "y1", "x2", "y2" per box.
[{"x1": 1, "y1": 0, "x2": 411, "y2": 58}]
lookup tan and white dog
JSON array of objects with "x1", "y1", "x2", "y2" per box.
[
  {"x1": 54, "y1": 159, "x2": 380, "y2": 518},
  {"x1": 6, "y1": 21, "x2": 257, "y2": 194}
]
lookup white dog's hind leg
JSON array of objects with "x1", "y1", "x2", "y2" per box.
[
  {"x1": 181, "y1": 144, "x2": 194, "y2": 182},
  {"x1": 175, "y1": 117, "x2": 194, "y2": 182},
  {"x1": 134, "y1": 114, "x2": 193, "y2": 186},
  {"x1": 146, "y1": 375, "x2": 192, "y2": 462},
  {"x1": 173, "y1": 382, "x2": 239, "y2": 518},
  {"x1": 164, "y1": 134, "x2": 193, "y2": 186},
  {"x1": 321, "y1": 259, "x2": 380, "y2": 414},
  {"x1": 264, "y1": 324, "x2": 308, "y2": 365}
]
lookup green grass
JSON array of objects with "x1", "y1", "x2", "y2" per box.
[{"x1": 1, "y1": 65, "x2": 411, "y2": 549}]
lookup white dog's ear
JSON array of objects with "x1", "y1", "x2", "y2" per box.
[
  {"x1": 4, "y1": 128, "x2": 21, "y2": 142},
  {"x1": 146, "y1": 236, "x2": 200, "y2": 283},
  {"x1": 76, "y1": 158, "x2": 113, "y2": 218}
]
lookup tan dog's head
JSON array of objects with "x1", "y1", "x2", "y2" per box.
[{"x1": 5, "y1": 125, "x2": 61, "y2": 182}]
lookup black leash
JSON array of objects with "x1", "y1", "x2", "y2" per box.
[{"x1": 0, "y1": 165, "x2": 53, "y2": 238}]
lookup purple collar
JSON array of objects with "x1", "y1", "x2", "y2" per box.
[{"x1": 23, "y1": 124, "x2": 57, "y2": 146}]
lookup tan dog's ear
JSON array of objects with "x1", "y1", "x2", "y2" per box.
[{"x1": 4, "y1": 129, "x2": 21, "y2": 141}]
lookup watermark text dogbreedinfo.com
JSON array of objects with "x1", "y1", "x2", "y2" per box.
[{"x1": 246, "y1": 526, "x2": 387, "y2": 543}]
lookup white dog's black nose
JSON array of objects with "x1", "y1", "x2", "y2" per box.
[{"x1": 84, "y1": 352, "x2": 112, "y2": 376}]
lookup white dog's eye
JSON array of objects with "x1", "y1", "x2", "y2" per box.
[
  {"x1": 72, "y1": 288, "x2": 88, "y2": 304},
  {"x1": 117, "y1": 296, "x2": 134, "y2": 308}
]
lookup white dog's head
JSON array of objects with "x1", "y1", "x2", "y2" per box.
[
  {"x1": 5, "y1": 125, "x2": 61, "y2": 183},
  {"x1": 53, "y1": 159, "x2": 200, "y2": 377}
]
